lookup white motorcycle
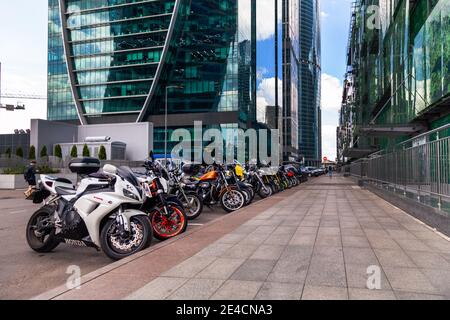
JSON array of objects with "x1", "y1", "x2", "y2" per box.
[{"x1": 26, "y1": 158, "x2": 152, "y2": 260}]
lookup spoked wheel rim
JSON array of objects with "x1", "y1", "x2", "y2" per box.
[
  {"x1": 222, "y1": 190, "x2": 244, "y2": 211},
  {"x1": 182, "y1": 195, "x2": 201, "y2": 218},
  {"x1": 107, "y1": 220, "x2": 145, "y2": 254},
  {"x1": 152, "y1": 206, "x2": 186, "y2": 238}
]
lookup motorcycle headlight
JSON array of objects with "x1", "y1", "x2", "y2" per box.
[{"x1": 123, "y1": 188, "x2": 140, "y2": 201}]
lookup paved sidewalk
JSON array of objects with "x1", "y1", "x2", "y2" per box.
[{"x1": 35, "y1": 176, "x2": 450, "y2": 300}]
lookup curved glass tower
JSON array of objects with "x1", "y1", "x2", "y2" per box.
[{"x1": 48, "y1": 0, "x2": 257, "y2": 132}]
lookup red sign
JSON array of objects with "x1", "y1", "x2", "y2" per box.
[{"x1": 323, "y1": 157, "x2": 328, "y2": 162}]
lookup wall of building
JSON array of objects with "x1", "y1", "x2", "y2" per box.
[{"x1": 31, "y1": 119, "x2": 153, "y2": 161}]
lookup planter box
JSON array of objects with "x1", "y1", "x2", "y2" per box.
[
  {"x1": 0, "y1": 174, "x2": 78, "y2": 190},
  {"x1": 0, "y1": 175, "x2": 28, "y2": 190}
]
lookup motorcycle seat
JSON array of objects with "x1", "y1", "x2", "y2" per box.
[{"x1": 55, "y1": 186, "x2": 77, "y2": 196}]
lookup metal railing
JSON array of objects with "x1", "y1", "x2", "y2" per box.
[{"x1": 345, "y1": 123, "x2": 450, "y2": 215}]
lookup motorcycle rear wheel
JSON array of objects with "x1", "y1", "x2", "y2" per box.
[{"x1": 26, "y1": 206, "x2": 60, "y2": 253}]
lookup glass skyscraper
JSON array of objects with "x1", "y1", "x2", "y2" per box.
[
  {"x1": 47, "y1": 0, "x2": 261, "y2": 155},
  {"x1": 298, "y1": 0, "x2": 321, "y2": 166}
]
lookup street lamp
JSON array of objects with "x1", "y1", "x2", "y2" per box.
[{"x1": 165, "y1": 85, "x2": 183, "y2": 167}]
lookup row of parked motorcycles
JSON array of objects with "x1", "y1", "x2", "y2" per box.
[{"x1": 25, "y1": 156, "x2": 306, "y2": 260}]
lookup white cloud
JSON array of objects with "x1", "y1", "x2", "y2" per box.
[
  {"x1": 240, "y1": 0, "x2": 282, "y2": 41},
  {"x1": 322, "y1": 124, "x2": 337, "y2": 161},
  {"x1": 256, "y1": 77, "x2": 282, "y2": 123},
  {"x1": 321, "y1": 11, "x2": 329, "y2": 18},
  {"x1": 320, "y1": 74, "x2": 342, "y2": 161},
  {"x1": 321, "y1": 73, "x2": 343, "y2": 111}
]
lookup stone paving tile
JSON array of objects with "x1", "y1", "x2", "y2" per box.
[
  {"x1": 167, "y1": 279, "x2": 225, "y2": 300},
  {"x1": 374, "y1": 249, "x2": 416, "y2": 268},
  {"x1": 295, "y1": 226, "x2": 318, "y2": 235},
  {"x1": 289, "y1": 233, "x2": 316, "y2": 247},
  {"x1": 404, "y1": 251, "x2": 450, "y2": 270},
  {"x1": 195, "y1": 258, "x2": 246, "y2": 280},
  {"x1": 383, "y1": 267, "x2": 439, "y2": 294},
  {"x1": 194, "y1": 243, "x2": 234, "y2": 258},
  {"x1": 394, "y1": 291, "x2": 446, "y2": 300},
  {"x1": 395, "y1": 238, "x2": 432, "y2": 252},
  {"x1": 367, "y1": 236, "x2": 401, "y2": 250},
  {"x1": 311, "y1": 246, "x2": 344, "y2": 264},
  {"x1": 162, "y1": 256, "x2": 216, "y2": 278},
  {"x1": 315, "y1": 235, "x2": 342, "y2": 247},
  {"x1": 301, "y1": 286, "x2": 348, "y2": 300},
  {"x1": 345, "y1": 264, "x2": 392, "y2": 290},
  {"x1": 341, "y1": 228, "x2": 365, "y2": 237},
  {"x1": 318, "y1": 227, "x2": 341, "y2": 236},
  {"x1": 216, "y1": 232, "x2": 248, "y2": 245},
  {"x1": 230, "y1": 259, "x2": 276, "y2": 282},
  {"x1": 348, "y1": 288, "x2": 396, "y2": 300},
  {"x1": 250, "y1": 245, "x2": 285, "y2": 261},
  {"x1": 420, "y1": 268, "x2": 450, "y2": 297},
  {"x1": 343, "y1": 247, "x2": 379, "y2": 266},
  {"x1": 210, "y1": 280, "x2": 263, "y2": 300},
  {"x1": 342, "y1": 235, "x2": 371, "y2": 248},
  {"x1": 125, "y1": 277, "x2": 188, "y2": 300},
  {"x1": 305, "y1": 261, "x2": 347, "y2": 288},
  {"x1": 386, "y1": 229, "x2": 417, "y2": 240},
  {"x1": 221, "y1": 244, "x2": 259, "y2": 259},
  {"x1": 255, "y1": 282, "x2": 303, "y2": 300}
]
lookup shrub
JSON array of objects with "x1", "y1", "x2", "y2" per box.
[
  {"x1": 16, "y1": 147, "x2": 24, "y2": 158},
  {"x1": 98, "y1": 145, "x2": 107, "y2": 160},
  {"x1": 2, "y1": 166, "x2": 26, "y2": 175},
  {"x1": 54, "y1": 144, "x2": 62, "y2": 159},
  {"x1": 5, "y1": 147, "x2": 11, "y2": 158},
  {"x1": 82, "y1": 144, "x2": 90, "y2": 157},
  {"x1": 29, "y1": 146, "x2": 36, "y2": 160},
  {"x1": 38, "y1": 165, "x2": 60, "y2": 174},
  {"x1": 70, "y1": 145, "x2": 78, "y2": 158},
  {"x1": 40, "y1": 145, "x2": 48, "y2": 158}
]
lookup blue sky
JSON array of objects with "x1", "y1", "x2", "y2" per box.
[{"x1": 0, "y1": 0, "x2": 351, "y2": 160}]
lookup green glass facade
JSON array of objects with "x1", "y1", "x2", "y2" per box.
[
  {"x1": 48, "y1": 0, "x2": 262, "y2": 156},
  {"x1": 298, "y1": 0, "x2": 321, "y2": 166},
  {"x1": 338, "y1": 0, "x2": 450, "y2": 161}
]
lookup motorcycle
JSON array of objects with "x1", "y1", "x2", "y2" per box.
[
  {"x1": 194, "y1": 164, "x2": 246, "y2": 213},
  {"x1": 135, "y1": 158, "x2": 188, "y2": 241},
  {"x1": 26, "y1": 158, "x2": 152, "y2": 260}
]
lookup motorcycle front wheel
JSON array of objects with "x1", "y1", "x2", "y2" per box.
[
  {"x1": 258, "y1": 184, "x2": 273, "y2": 199},
  {"x1": 101, "y1": 215, "x2": 152, "y2": 260},
  {"x1": 179, "y1": 192, "x2": 203, "y2": 220},
  {"x1": 150, "y1": 204, "x2": 188, "y2": 241},
  {"x1": 220, "y1": 189, "x2": 245, "y2": 213},
  {"x1": 26, "y1": 206, "x2": 60, "y2": 253}
]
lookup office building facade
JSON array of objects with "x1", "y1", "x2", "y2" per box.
[
  {"x1": 338, "y1": 0, "x2": 450, "y2": 163},
  {"x1": 298, "y1": 0, "x2": 321, "y2": 166}
]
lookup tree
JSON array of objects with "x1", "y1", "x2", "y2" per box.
[
  {"x1": 29, "y1": 146, "x2": 36, "y2": 160},
  {"x1": 5, "y1": 147, "x2": 11, "y2": 158},
  {"x1": 54, "y1": 145, "x2": 62, "y2": 159},
  {"x1": 40, "y1": 146, "x2": 48, "y2": 158},
  {"x1": 16, "y1": 147, "x2": 24, "y2": 158},
  {"x1": 82, "y1": 144, "x2": 90, "y2": 157},
  {"x1": 70, "y1": 145, "x2": 78, "y2": 158},
  {"x1": 98, "y1": 145, "x2": 107, "y2": 160}
]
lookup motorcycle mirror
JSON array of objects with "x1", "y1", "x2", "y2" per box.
[{"x1": 149, "y1": 150, "x2": 155, "y2": 162}]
